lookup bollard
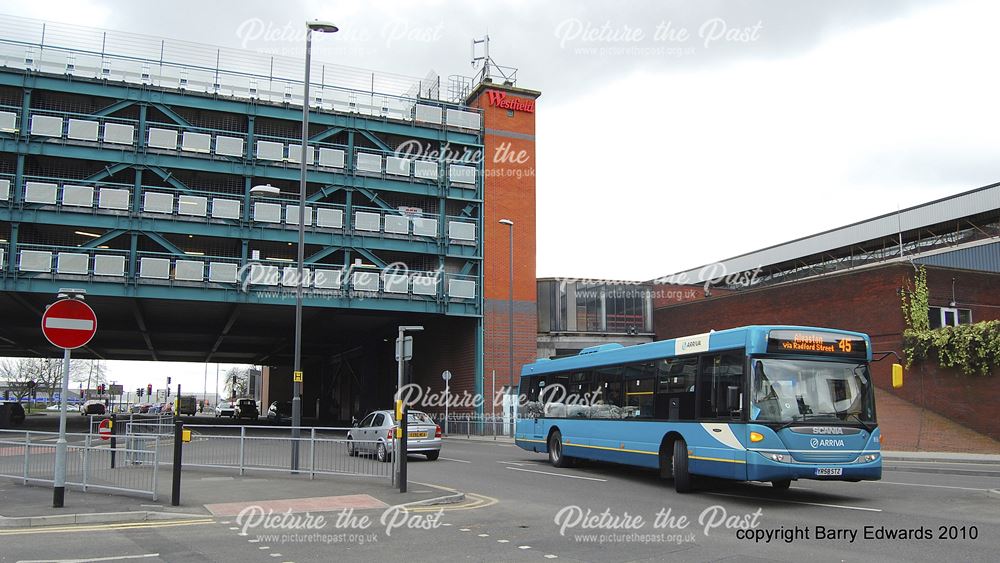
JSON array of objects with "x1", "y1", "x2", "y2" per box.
[
  {"x1": 171, "y1": 420, "x2": 183, "y2": 506},
  {"x1": 110, "y1": 413, "x2": 117, "y2": 469}
]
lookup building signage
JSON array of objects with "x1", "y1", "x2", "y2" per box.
[
  {"x1": 766, "y1": 330, "x2": 867, "y2": 359},
  {"x1": 487, "y1": 91, "x2": 535, "y2": 113},
  {"x1": 674, "y1": 333, "x2": 710, "y2": 355}
]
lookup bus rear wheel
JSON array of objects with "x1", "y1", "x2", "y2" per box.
[
  {"x1": 772, "y1": 479, "x2": 791, "y2": 490},
  {"x1": 673, "y1": 439, "x2": 693, "y2": 493},
  {"x1": 548, "y1": 430, "x2": 572, "y2": 468}
]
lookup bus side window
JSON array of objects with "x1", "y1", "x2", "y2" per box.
[
  {"x1": 623, "y1": 362, "x2": 656, "y2": 418},
  {"x1": 656, "y1": 357, "x2": 697, "y2": 420},
  {"x1": 593, "y1": 366, "x2": 624, "y2": 418},
  {"x1": 697, "y1": 353, "x2": 744, "y2": 419}
]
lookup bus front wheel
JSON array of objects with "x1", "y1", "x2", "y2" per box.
[
  {"x1": 673, "y1": 439, "x2": 693, "y2": 493},
  {"x1": 772, "y1": 479, "x2": 791, "y2": 490},
  {"x1": 548, "y1": 430, "x2": 572, "y2": 468}
]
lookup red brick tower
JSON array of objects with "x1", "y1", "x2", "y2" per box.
[{"x1": 466, "y1": 81, "x2": 541, "y2": 413}]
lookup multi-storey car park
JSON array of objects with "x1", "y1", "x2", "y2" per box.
[{"x1": 0, "y1": 16, "x2": 541, "y2": 422}]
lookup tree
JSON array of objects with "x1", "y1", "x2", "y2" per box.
[
  {"x1": 70, "y1": 360, "x2": 109, "y2": 393},
  {"x1": 0, "y1": 357, "x2": 93, "y2": 403},
  {"x1": 223, "y1": 366, "x2": 260, "y2": 399},
  {"x1": 0, "y1": 358, "x2": 38, "y2": 402}
]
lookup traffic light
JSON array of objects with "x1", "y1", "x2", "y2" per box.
[
  {"x1": 166, "y1": 387, "x2": 170, "y2": 397},
  {"x1": 137, "y1": 387, "x2": 143, "y2": 398},
  {"x1": 147, "y1": 384, "x2": 153, "y2": 397}
]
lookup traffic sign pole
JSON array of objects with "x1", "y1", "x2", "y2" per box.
[
  {"x1": 42, "y1": 292, "x2": 97, "y2": 509},
  {"x1": 53, "y1": 346, "x2": 71, "y2": 508}
]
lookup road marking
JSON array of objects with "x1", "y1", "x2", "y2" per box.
[
  {"x1": 440, "y1": 457, "x2": 471, "y2": 463},
  {"x1": 706, "y1": 492, "x2": 882, "y2": 512},
  {"x1": 407, "y1": 492, "x2": 498, "y2": 512},
  {"x1": 17, "y1": 554, "x2": 159, "y2": 563},
  {"x1": 506, "y1": 467, "x2": 607, "y2": 482},
  {"x1": 478, "y1": 533, "x2": 489, "y2": 537},
  {"x1": 545, "y1": 555, "x2": 559, "y2": 559},
  {"x1": 518, "y1": 545, "x2": 531, "y2": 550},
  {"x1": 497, "y1": 539, "x2": 509, "y2": 543},
  {"x1": 497, "y1": 461, "x2": 526, "y2": 466},
  {"x1": 0, "y1": 519, "x2": 214, "y2": 536},
  {"x1": 875, "y1": 480, "x2": 989, "y2": 491}
]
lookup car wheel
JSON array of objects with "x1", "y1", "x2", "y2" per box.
[
  {"x1": 673, "y1": 439, "x2": 693, "y2": 493},
  {"x1": 425, "y1": 451, "x2": 440, "y2": 461},
  {"x1": 772, "y1": 479, "x2": 792, "y2": 490},
  {"x1": 548, "y1": 430, "x2": 572, "y2": 468},
  {"x1": 376, "y1": 442, "x2": 390, "y2": 463},
  {"x1": 347, "y1": 439, "x2": 356, "y2": 457}
]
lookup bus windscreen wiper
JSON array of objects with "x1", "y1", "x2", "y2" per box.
[{"x1": 840, "y1": 411, "x2": 873, "y2": 433}]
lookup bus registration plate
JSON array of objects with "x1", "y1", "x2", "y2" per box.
[{"x1": 815, "y1": 467, "x2": 843, "y2": 476}]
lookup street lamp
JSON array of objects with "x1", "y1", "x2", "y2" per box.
[
  {"x1": 249, "y1": 184, "x2": 282, "y2": 197},
  {"x1": 498, "y1": 219, "x2": 514, "y2": 425},
  {"x1": 291, "y1": 20, "x2": 339, "y2": 472}
]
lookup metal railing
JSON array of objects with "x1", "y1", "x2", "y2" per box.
[
  {"x1": 88, "y1": 413, "x2": 173, "y2": 436},
  {"x1": 0, "y1": 429, "x2": 160, "y2": 500},
  {"x1": 434, "y1": 414, "x2": 515, "y2": 439},
  {"x1": 177, "y1": 425, "x2": 397, "y2": 483}
]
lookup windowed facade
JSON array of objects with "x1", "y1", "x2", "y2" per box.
[{"x1": 537, "y1": 279, "x2": 653, "y2": 334}]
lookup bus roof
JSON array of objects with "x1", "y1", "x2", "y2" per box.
[{"x1": 520, "y1": 325, "x2": 871, "y2": 377}]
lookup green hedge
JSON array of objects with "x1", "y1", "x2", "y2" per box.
[{"x1": 901, "y1": 265, "x2": 1000, "y2": 375}]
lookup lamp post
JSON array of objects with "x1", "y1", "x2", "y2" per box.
[
  {"x1": 498, "y1": 219, "x2": 514, "y2": 426},
  {"x1": 291, "y1": 20, "x2": 339, "y2": 472}
]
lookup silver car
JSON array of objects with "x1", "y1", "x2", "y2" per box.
[{"x1": 347, "y1": 409, "x2": 441, "y2": 462}]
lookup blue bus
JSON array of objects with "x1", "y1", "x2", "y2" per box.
[{"x1": 515, "y1": 325, "x2": 901, "y2": 492}]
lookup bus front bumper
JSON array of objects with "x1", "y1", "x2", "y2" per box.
[{"x1": 746, "y1": 452, "x2": 882, "y2": 482}]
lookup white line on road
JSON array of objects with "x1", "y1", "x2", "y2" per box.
[
  {"x1": 706, "y1": 492, "x2": 882, "y2": 512},
  {"x1": 874, "y1": 481, "x2": 989, "y2": 491},
  {"x1": 506, "y1": 467, "x2": 607, "y2": 482},
  {"x1": 440, "y1": 457, "x2": 471, "y2": 463},
  {"x1": 17, "y1": 554, "x2": 160, "y2": 563},
  {"x1": 497, "y1": 461, "x2": 526, "y2": 466}
]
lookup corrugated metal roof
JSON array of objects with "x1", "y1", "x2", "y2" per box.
[
  {"x1": 667, "y1": 182, "x2": 1000, "y2": 283},
  {"x1": 915, "y1": 241, "x2": 1000, "y2": 274}
]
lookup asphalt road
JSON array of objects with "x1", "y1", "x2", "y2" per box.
[{"x1": 1, "y1": 435, "x2": 997, "y2": 563}]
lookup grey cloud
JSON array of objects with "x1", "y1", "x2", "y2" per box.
[{"x1": 15, "y1": 0, "x2": 948, "y2": 102}]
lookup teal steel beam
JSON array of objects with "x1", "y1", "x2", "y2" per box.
[
  {"x1": 205, "y1": 305, "x2": 241, "y2": 363},
  {"x1": 2, "y1": 139, "x2": 454, "y2": 200},
  {"x1": 84, "y1": 162, "x2": 130, "y2": 183},
  {"x1": 306, "y1": 183, "x2": 342, "y2": 203},
  {"x1": 145, "y1": 231, "x2": 185, "y2": 255},
  {"x1": 354, "y1": 248, "x2": 387, "y2": 269},
  {"x1": 309, "y1": 127, "x2": 342, "y2": 143},
  {"x1": 6, "y1": 223, "x2": 18, "y2": 276},
  {"x1": 129, "y1": 300, "x2": 159, "y2": 361},
  {"x1": 93, "y1": 99, "x2": 135, "y2": 117},
  {"x1": 1, "y1": 277, "x2": 481, "y2": 316},
  {"x1": 461, "y1": 203, "x2": 476, "y2": 217},
  {"x1": 459, "y1": 260, "x2": 476, "y2": 276},
  {"x1": 356, "y1": 187, "x2": 393, "y2": 212},
  {"x1": 357, "y1": 130, "x2": 392, "y2": 153},
  {"x1": 80, "y1": 229, "x2": 127, "y2": 249},
  {"x1": 0, "y1": 208, "x2": 481, "y2": 259},
  {"x1": 0, "y1": 73, "x2": 481, "y2": 145},
  {"x1": 146, "y1": 166, "x2": 193, "y2": 193},
  {"x1": 137, "y1": 104, "x2": 148, "y2": 150},
  {"x1": 151, "y1": 103, "x2": 193, "y2": 128},
  {"x1": 305, "y1": 245, "x2": 339, "y2": 265}
]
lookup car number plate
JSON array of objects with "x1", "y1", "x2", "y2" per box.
[
  {"x1": 408, "y1": 432, "x2": 427, "y2": 439},
  {"x1": 815, "y1": 467, "x2": 843, "y2": 476}
]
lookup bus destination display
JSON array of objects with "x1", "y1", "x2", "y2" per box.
[{"x1": 766, "y1": 330, "x2": 867, "y2": 358}]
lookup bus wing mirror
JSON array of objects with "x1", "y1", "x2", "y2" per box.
[{"x1": 892, "y1": 364, "x2": 904, "y2": 389}]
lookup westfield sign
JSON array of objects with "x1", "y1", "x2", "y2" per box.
[{"x1": 486, "y1": 91, "x2": 535, "y2": 113}]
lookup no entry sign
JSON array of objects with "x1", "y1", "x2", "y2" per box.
[
  {"x1": 41, "y1": 299, "x2": 97, "y2": 350},
  {"x1": 98, "y1": 418, "x2": 112, "y2": 440}
]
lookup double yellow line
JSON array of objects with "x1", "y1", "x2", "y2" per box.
[{"x1": 0, "y1": 518, "x2": 215, "y2": 536}]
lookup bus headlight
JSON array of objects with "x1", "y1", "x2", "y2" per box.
[{"x1": 769, "y1": 454, "x2": 786, "y2": 462}]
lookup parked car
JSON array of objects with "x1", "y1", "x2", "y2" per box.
[
  {"x1": 215, "y1": 400, "x2": 236, "y2": 418},
  {"x1": 0, "y1": 401, "x2": 26, "y2": 428},
  {"x1": 347, "y1": 409, "x2": 441, "y2": 462},
  {"x1": 266, "y1": 401, "x2": 293, "y2": 423},
  {"x1": 46, "y1": 404, "x2": 63, "y2": 411},
  {"x1": 79, "y1": 400, "x2": 106, "y2": 416},
  {"x1": 147, "y1": 403, "x2": 162, "y2": 414},
  {"x1": 235, "y1": 398, "x2": 258, "y2": 420}
]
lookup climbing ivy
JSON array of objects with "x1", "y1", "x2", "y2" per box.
[{"x1": 901, "y1": 265, "x2": 1000, "y2": 375}]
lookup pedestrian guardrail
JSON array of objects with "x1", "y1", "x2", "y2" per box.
[
  {"x1": 176, "y1": 425, "x2": 397, "y2": 483},
  {"x1": 432, "y1": 414, "x2": 515, "y2": 439},
  {"x1": 88, "y1": 413, "x2": 174, "y2": 436},
  {"x1": 0, "y1": 429, "x2": 161, "y2": 500}
]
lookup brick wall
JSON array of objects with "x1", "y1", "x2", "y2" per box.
[
  {"x1": 467, "y1": 83, "x2": 541, "y2": 405},
  {"x1": 653, "y1": 263, "x2": 1000, "y2": 442}
]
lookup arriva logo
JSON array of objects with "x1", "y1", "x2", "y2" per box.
[{"x1": 809, "y1": 438, "x2": 845, "y2": 448}]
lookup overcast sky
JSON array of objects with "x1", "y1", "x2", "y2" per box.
[{"x1": 4, "y1": 0, "x2": 998, "y2": 387}]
